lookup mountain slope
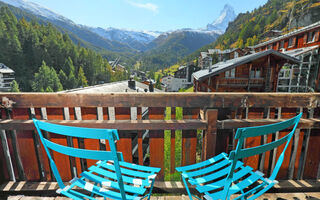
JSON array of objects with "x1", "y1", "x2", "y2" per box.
[
  {"x1": 0, "y1": 0, "x2": 137, "y2": 53},
  {"x1": 88, "y1": 27, "x2": 161, "y2": 51},
  {"x1": 139, "y1": 30, "x2": 219, "y2": 71},
  {"x1": 182, "y1": 0, "x2": 320, "y2": 63}
]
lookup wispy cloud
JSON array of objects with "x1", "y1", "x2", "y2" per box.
[{"x1": 127, "y1": 1, "x2": 159, "y2": 14}]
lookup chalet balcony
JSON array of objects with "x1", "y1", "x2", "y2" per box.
[
  {"x1": 218, "y1": 78, "x2": 265, "y2": 87},
  {"x1": 0, "y1": 93, "x2": 319, "y2": 199}
]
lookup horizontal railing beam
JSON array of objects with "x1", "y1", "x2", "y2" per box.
[
  {"x1": 217, "y1": 118, "x2": 320, "y2": 129},
  {"x1": 0, "y1": 119, "x2": 207, "y2": 131},
  {"x1": 0, "y1": 93, "x2": 319, "y2": 108}
]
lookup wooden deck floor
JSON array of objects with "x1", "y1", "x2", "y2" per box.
[{"x1": 6, "y1": 193, "x2": 320, "y2": 200}]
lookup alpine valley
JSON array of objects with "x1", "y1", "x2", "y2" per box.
[{"x1": 0, "y1": 0, "x2": 236, "y2": 70}]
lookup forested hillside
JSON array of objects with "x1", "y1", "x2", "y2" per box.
[
  {"x1": 182, "y1": 0, "x2": 320, "y2": 63},
  {"x1": 139, "y1": 30, "x2": 219, "y2": 71},
  {"x1": 0, "y1": 7, "x2": 128, "y2": 92}
]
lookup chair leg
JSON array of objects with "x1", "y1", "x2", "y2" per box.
[
  {"x1": 147, "y1": 178, "x2": 156, "y2": 200},
  {"x1": 182, "y1": 175, "x2": 194, "y2": 200}
]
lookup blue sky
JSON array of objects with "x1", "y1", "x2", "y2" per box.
[{"x1": 28, "y1": 0, "x2": 268, "y2": 32}]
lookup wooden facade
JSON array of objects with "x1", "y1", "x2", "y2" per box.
[
  {"x1": 0, "y1": 93, "x2": 319, "y2": 184},
  {"x1": 194, "y1": 52, "x2": 298, "y2": 92},
  {"x1": 255, "y1": 23, "x2": 320, "y2": 52},
  {"x1": 194, "y1": 22, "x2": 320, "y2": 93}
]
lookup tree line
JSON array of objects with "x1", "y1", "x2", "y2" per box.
[{"x1": 0, "y1": 6, "x2": 128, "y2": 92}]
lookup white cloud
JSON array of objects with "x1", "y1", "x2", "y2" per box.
[{"x1": 127, "y1": 1, "x2": 159, "y2": 13}]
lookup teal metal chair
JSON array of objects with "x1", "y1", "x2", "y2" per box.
[
  {"x1": 33, "y1": 119, "x2": 160, "y2": 200},
  {"x1": 176, "y1": 113, "x2": 302, "y2": 200}
]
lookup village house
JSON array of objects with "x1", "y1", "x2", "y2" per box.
[
  {"x1": 254, "y1": 21, "x2": 320, "y2": 92},
  {"x1": 161, "y1": 64, "x2": 200, "y2": 92},
  {"x1": 193, "y1": 21, "x2": 320, "y2": 92},
  {"x1": 193, "y1": 50, "x2": 299, "y2": 92},
  {"x1": 199, "y1": 48, "x2": 248, "y2": 69},
  {"x1": 0, "y1": 63, "x2": 15, "y2": 92}
]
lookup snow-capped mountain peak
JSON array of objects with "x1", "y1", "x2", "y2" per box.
[
  {"x1": 1, "y1": 0, "x2": 73, "y2": 23},
  {"x1": 206, "y1": 4, "x2": 236, "y2": 33}
]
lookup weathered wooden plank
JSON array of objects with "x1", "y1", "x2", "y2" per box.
[
  {"x1": 63, "y1": 107, "x2": 77, "y2": 178},
  {"x1": 149, "y1": 107, "x2": 165, "y2": 180},
  {"x1": 74, "y1": 107, "x2": 86, "y2": 172},
  {"x1": 0, "y1": 129, "x2": 15, "y2": 181},
  {"x1": 0, "y1": 119, "x2": 207, "y2": 130},
  {"x1": 29, "y1": 108, "x2": 45, "y2": 181},
  {"x1": 202, "y1": 109, "x2": 218, "y2": 160},
  {"x1": 0, "y1": 93, "x2": 319, "y2": 108},
  {"x1": 217, "y1": 118, "x2": 320, "y2": 129},
  {"x1": 299, "y1": 108, "x2": 314, "y2": 180},
  {"x1": 288, "y1": 107, "x2": 303, "y2": 179},
  {"x1": 115, "y1": 107, "x2": 132, "y2": 163},
  {"x1": 181, "y1": 108, "x2": 198, "y2": 167},
  {"x1": 12, "y1": 108, "x2": 41, "y2": 181}
]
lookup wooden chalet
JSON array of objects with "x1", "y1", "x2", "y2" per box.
[
  {"x1": 193, "y1": 50, "x2": 299, "y2": 92},
  {"x1": 194, "y1": 21, "x2": 320, "y2": 93}
]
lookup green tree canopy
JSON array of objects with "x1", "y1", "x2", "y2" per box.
[{"x1": 31, "y1": 61, "x2": 63, "y2": 92}]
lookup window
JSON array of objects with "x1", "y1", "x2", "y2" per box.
[
  {"x1": 280, "y1": 40, "x2": 284, "y2": 49},
  {"x1": 225, "y1": 70, "x2": 230, "y2": 77},
  {"x1": 225, "y1": 68, "x2": 236, "y2": 78},
  {"x1": 256, "y1": 69, "x2": 261, "y2": 78},
  {"x1": 307, "y1": 31, "x2": 316, "y2": 43},
  {"x1": 267, "y1": 44, "x2": 272, "y2": 50},
  {"x1": 288, "y1": 38, "x2": 293, "y2": 47},
  {"x1": 250, "y1": 69, "x2": 261, "y2": 78},
  {"x1": 230, "y1": 68, "x2": 235, "y2": 78}
]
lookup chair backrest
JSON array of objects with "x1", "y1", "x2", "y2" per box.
[
  {"x1": 32, "y1": 119, "x2": 126, "y2": 199},
  {"x1": 223, "y1": 113, "x2": 302, "y2": 199}
]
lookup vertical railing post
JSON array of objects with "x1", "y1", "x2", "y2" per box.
[{"x1": 202, "y1": 109, "x2": 218, "y2": 160}]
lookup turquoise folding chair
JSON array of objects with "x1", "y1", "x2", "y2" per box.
[
  {"x1": 176, "y1": 113, "x2": 302, "y2": 200},
  {"x1": 33, "y1": 119, "x2": 160, "y2": 200}
]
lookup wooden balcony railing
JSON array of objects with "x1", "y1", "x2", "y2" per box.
[{"x1": 0, "y1": 93, "x2": 319, "y2": 184}]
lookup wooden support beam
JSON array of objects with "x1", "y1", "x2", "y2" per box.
[
  {"x1": 202, "y1": 109, "x2": 218, "y2": 160},
  {"x1": 0, "y1": 93, "x2": 319, "y2": 108},
  {"x1": 0, "y1": 119, "x2": 207, "y2": 131}
]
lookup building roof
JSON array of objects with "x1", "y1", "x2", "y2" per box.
[
  {"x1": 200, "y1": 52, "x2": 209, "y2": 58},
  {"x1": 284, "y1": 45, "x2": 319, "y2": 58},
  {"x1": 208, "y1": 49, "x2": 222, "y2": 54},
  {"x1": 193, "y1": 49, "x2": 300, "y2": 81},
  {"x1": 0, "y1": 63, "x2": 14, "y2": 73},
  {"x1": 60, "y1": 80, "x2": 163, "y2": 93},
  {"x1": 254, "y1": 21, "x2": 320, "y2": 48}
]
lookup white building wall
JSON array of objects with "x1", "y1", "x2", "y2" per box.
[{"x1": 161, "y1": 76, "x2": 191, "y2": 92}]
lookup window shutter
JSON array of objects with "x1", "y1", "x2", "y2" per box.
[
  {"x1": 292, "y1": 37, "x2": 296, "y2": 47},
  {"x1": 315, "y1": 30, "x2": 320, "y2": 42},
  {"x1": 303, "y1": 33, "x2": 308, "y2": 44}
]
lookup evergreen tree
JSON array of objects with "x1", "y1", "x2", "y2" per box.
[
  {"x1": 10, "y1": 80, "x2": 20, "y2": 92},
  {"x1": 155, "y1": 76, "x2": 162, "y2": 90},
  {"x1": 31, "y1": 61, "x2": 63, "y2": 92},
  {"x1": 58, "y1": 70, "x2": 68, "y2": 89},
  {"x1": 77, "y1": 66, "x2": 88, "y2": 87}
]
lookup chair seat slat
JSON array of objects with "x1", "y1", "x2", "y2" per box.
[
  {"x1": 184, "y1": 158, "x2": 230, "y2": 178},
  {"x1": 191, "y1": 161, "x2": 244, "y2": 185},
  {"x1": 119, "y1": 161, "x2": 161, "y2": 173},
  {"x1": 196, "y1": 166, "x2": 254, "y2": 193},
  {"x1": 80, "y1": 171, "x2": 146, "y2": 195},
  {"x1": 98, "y1": 161, "x2": 155, "y2": 179},
  {"x1": 73, "y1": 179, "x2": 141, "y2": 200},
  {"x1": 88, "y1": 165, "x2": 151, "y2": 187},
  {"x1": 176, "y1": 153, "x2": 228, "y2": 172}
]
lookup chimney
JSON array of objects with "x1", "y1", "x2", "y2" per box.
[
  {"x1": 149, "y1": 81, "x2": 154, "y2": 92},
  {"x1": 128, "y1": 77, "x2": 136, "y2": 89},
  {"x1": 209, "y1": 65, "x2": 212, "y2": 72}
]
